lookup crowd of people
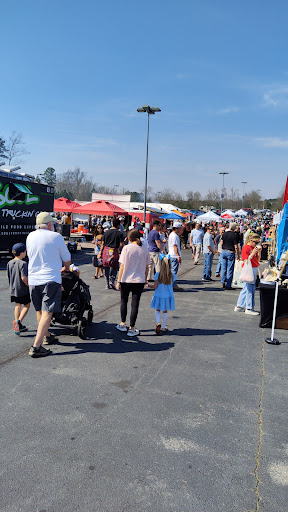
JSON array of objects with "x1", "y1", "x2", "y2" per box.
[{"x1": 7, "y1": 210, "x2": 273, "y2": 358}]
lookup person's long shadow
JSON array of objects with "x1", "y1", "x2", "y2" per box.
[
  {"x1": 50, "y1": 321, "x2": 175, "y2": 356},
  {"x1": 140, "y1": 328, "x2": 237, "y2": 337}
]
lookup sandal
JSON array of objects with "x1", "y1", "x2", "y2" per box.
[
  {"x1": 155, "y1": 323, "x2": 162, "y2": 335},
  {"x1": 93, "y1": 276, "x2": 98, "y2": 279},
  {"x1": 161, "y1": 328, "x2": 168, "y2": 332}
]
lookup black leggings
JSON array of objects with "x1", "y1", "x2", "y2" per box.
[{"x1": 120, "y1": 283, "x2": 145, "y2": 328}]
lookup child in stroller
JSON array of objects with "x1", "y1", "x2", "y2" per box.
[{"x1": 52, "y1": 265, "x2": 93, "y2": 339}]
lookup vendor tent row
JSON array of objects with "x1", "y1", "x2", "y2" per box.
[
  {"x1": 54, "y1": 198, "x2": 128, "y2": 216},
  {"x1": 54, "y1": 198, "x2": 248, "y2": 221},
  {"x1": 195, "y1": 209, "x2": 247, "y2": 223},
  {"x1": 54, "y1": 198, "x2": 188, "y2": 219}
]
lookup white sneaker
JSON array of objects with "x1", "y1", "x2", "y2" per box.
[
  {"x1": 116, "y1": 324, "x2": 127, "y2": 332},
  {"x1": 245, "y1": 309, "x2": 259, "y2": 316},
  {"x1": 234, "y1": 306, "x2": 244, "y2": 312},
  {"x1": 127, "y1": 328, "x2": 140, "y2": 337}
]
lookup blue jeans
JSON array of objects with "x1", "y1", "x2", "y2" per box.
[
  {"x1": 215, "y1": 253, "x2": 222, "y2": 275},
  {"x1": 237, "y1": 267, "x2": 258, "y2": 310},
  {"x1": 170, "y1": 257, "x2": 179, "y2": 284},
  {"x1": 202, "y1": 253, "x2": 213, "y2": 279},
  {"x1": 221, "y1": 251, "x2": 235, "y2": 287}
]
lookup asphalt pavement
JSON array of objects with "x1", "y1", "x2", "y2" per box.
[{"x1": 0, "y1": 247, "x2": 287, "y2": 512}]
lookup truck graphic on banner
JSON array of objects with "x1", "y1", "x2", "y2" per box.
[{"x1": 0, "y1": 168, "x2": 54, "y2": 252}]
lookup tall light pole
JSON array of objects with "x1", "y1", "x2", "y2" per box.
[
  {"x1": 241, "y1": 181, "x2": 247, "y2": 209},
  {"x1": 137, "y1": 104, "x2": 161, "y2": 224},
  {"x1": 257, "y1": 189, "x2": 261, "y2": 209},
  {"x1": 219, "y1": 172, "x2": 229, "y2": 213}
]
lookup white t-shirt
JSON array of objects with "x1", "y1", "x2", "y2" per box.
[
  {"x1": 26, "y1": 229, "x2": 71, "y2": 285},
  {"x1": 119, "y1": 244, "x2": 151, "y2": 283},
  {"x1": 168, "y1": 231, "x2": 181, "y2": 258}
]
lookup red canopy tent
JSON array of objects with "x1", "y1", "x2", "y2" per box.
[
  {"x1": 72, "y1": 200, "x2": 128, "y2": 216},
  {"x1": 54, "y1": 197, "x2": 81, "y2": 212},
  {"x1": 220, "y1": 213, "x2": 233, "y2": 219}
]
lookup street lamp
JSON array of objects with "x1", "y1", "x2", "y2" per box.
[
  {"x1": 137, "y1": 104, "x2": 161, "y2": 224},
  {"x1": 241, "y1": 181, "x2": 247, "y2": 209},
  {"x1": 219, "y1": 172, "x2": 229, "y2": 213},
  {"x1": 257, "y1": 189, "x2": 261, "y2": 209}
]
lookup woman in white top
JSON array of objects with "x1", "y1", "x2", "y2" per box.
[{"x1": 116, "y1": 229, "x2": 151, "y2": 337}]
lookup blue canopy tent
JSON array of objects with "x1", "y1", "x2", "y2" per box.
[
  {"x1": 276, "y1": 203, "x2": 288, "y2": 262},
  {"x1": 159, "y1": 212, "x2": 184, "y2": 220},
  {"x1": 266, "y1": 203, "x2": 288, "y2": 345}
]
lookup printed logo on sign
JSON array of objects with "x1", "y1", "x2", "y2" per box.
[{"x1": 0, "y1": 182, "x2": 40, "y2": 208}]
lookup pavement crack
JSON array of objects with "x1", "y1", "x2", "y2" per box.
[{"x1": 253, "y1": 334, "x2": 265, "y2": 512}]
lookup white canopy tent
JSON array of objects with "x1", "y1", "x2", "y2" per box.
[
  {"x1": 221, "y1": 209, "x2": 236, "y2": 218},
  {"x1": 195, "y1": 211, "x2": 221, "y2": 223},
  {"x1": 235, "y1": 209, "x2": 248, "y2": 216}
]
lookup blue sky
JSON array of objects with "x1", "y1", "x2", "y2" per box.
[{"x1": 1, "y1": 0, "x2": 288, "y2": 199}]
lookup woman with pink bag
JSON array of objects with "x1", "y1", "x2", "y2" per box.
[{"x1": 234, "y1": 234, "x2": 262, "y2": 315}]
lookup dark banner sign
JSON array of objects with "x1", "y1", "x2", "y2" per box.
[{"x1": 0, "y1": 176, "x2": 54, "y2": 251}]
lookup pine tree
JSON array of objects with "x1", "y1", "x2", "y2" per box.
[{"x1": 0, "y1": 137, "x2": 7, "y2": 160}]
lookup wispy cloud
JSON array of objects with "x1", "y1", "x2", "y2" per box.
[
  {"x1": 263, "y1": 87, "x2": 288, "y2": 107},
  {"x1": 254, "y1": 136, "x2": 288, "y2": 148},
  {"x1": 216, "y1": 106, "x2": 240, "y2": 115}
]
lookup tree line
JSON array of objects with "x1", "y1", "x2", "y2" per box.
[
  {"x1": 54, "y1": 167, "x2": 283, "y2": 211},
  {"x1": 0, "y1": 134, "x2": 284, "y2": 210}
]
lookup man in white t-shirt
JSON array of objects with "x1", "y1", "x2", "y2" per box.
[
  {"x1": 168, "y1": 221, "x2": 183, "y2": 291},
  {"x1": 26, "y1": 212, "x2": 71, "y2": 358}
]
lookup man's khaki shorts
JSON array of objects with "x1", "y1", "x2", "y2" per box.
[{"x1": 29, "y1": 282, "x2": 61, "y2": 313}]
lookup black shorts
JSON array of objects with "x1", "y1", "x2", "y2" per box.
[{"x1": 11, "y1": 294, "x2": 31, "y2": 305}]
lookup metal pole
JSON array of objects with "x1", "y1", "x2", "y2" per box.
[
  {"x1": 221, "y1": 174, "x2": 225, "y2": 213},
  {"x1": 241, "y1": 181, "x2": 247, "y2": 210},
  {"x1": 144, "y1": 113, "x2": 150, "y2": 224},
  {"x1": 265, "y1": 270, "x2": 281, "y2": 345}
]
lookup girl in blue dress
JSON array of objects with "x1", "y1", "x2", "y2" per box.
[{"x1": 150, "y1": 254, "x2": 175, "y2": 334}]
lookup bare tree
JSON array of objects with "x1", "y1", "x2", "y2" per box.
[
  {"x1": 186, "y1": 190, "x2": 202, "y2": 209},
  {"x1": 56, "y1": 167, "x2": 96, "y2": 200},
  {"x1": 244, "y1": 190, "x2": 262, "y2": 209},
  {"x1": 6, "y1": 131, "x2": 30, "y2": 165}
]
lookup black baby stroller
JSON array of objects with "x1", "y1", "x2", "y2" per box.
[{"x1": 52, "y1": 271, "x2": 93, "y2": 339}]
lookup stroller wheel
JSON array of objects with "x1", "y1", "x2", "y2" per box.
[
  {"x1": 78, "y1": 317, "x2": 87, "y2": 339},
  {"x1": 87, "y1": 308, "x2": 93, "y2": 325}
]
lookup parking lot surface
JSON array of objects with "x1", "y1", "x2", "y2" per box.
[{"x1": 0, "y1": 248, "x2": 287, "y2": 512}]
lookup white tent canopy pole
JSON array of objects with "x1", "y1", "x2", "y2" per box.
[{"x1": 265, "y1": 269, "x2": 281, "y2": 345}]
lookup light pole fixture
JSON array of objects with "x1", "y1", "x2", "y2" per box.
[
  {"x1": 257, "y1": 189, "x2": 261, "y2": 209},
  {"x1": 241, "y1": 181, "x2": 247, "y2": 209},
  {"x1": 137, "y1": 104, "x2": 161, "y2": 224},
  {"x1": 219, "y1": 172, "x2": 229, "y2": 213}
]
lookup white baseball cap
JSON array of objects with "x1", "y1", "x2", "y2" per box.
[
  {"x1": 173, "y1": 221, "x2": 182, "y2": 228},
  {"x1": 36, "y1": 212, "x2": 54, "y2": 224}
]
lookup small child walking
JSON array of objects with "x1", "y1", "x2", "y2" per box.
[
  {"x1": 7, "y1": 243, "x2": 31, "y2": 335},
  {"x1": 150, "y1": 255, "x2": 175, "y2": 334}
]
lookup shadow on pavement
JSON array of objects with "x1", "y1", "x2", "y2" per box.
[
  {"x1": 140, "y1": 328, "x2": 237, "y2": 337},
  {"x1": 49, "y1": 321, "x2": 175, "y2": 356}
]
